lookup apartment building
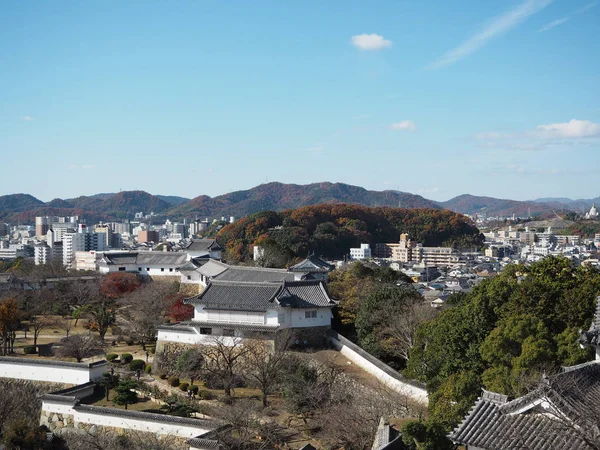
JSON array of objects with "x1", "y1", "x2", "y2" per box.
[
  {"x1": 63, "y1": 231, "x2": 107, "y2": 268},
  {"x1": 376, "y1": 233, "x2": 459, "y2": 267}
]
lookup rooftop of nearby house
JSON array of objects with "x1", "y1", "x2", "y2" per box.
[{"x1": 450, "y1": 362, "x2": 600, "y2": 450}]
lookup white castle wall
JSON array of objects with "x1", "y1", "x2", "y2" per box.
[{"x1": 0, "y1": 357, "x2": 107, "y2": 385}]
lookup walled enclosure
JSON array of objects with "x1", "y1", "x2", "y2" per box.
[{"x1": 328, "y1": 331, "x2": 428, "y2": 405}]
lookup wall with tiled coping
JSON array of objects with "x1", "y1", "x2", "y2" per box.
[
  {"x1": 328, "y1": 331, "x2": 428, "y2": 405},
  {"x1": 0, "y1": 357, "x2": 107, "y2": 384}
]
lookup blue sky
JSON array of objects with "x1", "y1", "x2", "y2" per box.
[{"x1": 1, "y1": 0, "x2": 599, "y2": 202}]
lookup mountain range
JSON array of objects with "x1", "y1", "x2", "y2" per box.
[{"x1": 0, "y1": 182, "x2": 597, "y2": 224}]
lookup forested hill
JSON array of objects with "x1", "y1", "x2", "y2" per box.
[
  {"x1": 217, "y1": 204, "x2": 483, "y2": 264},
  {"x1": 0, "y1": 182, "x2": 440, "y2": 223},
  {"x1": 168, "y1": 182, "x2": 441, "y2": 218},
  {"x1": 0, "y1": 182, "x2": 584, "y2": 223},
  {"x1": 440, "y1": 194, "x2": 557, "y2": 217}
]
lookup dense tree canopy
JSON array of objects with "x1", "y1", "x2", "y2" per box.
[
  {"x1": 405, "y1": 256, "x2": 600, "y2": 431},
  {"x1": 217, "y1": 204, "x2": 483, "y2": 263}
]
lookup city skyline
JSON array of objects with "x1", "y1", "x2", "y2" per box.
[{"x1": 1, "y1": 0, "x2": 599, "y2": 202}]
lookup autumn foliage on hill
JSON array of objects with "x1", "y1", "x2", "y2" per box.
[{"x1": 217, "y1": 204, "x2": 483, "y2": 263}]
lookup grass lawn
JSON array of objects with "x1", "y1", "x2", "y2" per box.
[
  {"x1": 10, "y1": 314, "x2": 155, "y2": 363},
  {"x1": 80, "y1": 386, "x2": 165, "y2": 414}
]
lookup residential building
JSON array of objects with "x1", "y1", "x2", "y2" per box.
[
  {"x1": 63, "y1": 231, "x2": 107, "y2": 268},
  {"x1": 376, "y1": 233, "x2": 458, "y2": 266},
  {"x1": 74, "y1": 251, "x2": 104, "y2": 271},
  {"x1": 94, "y1": 224, "x2": 113, "y2": 248},
  {"x1": 349, "y1": 243, "x2": 371, "y2": 260},
  {"x1": 0, "y1": 223, "x2": 8, "y2": 237},
  {"x1": 413, "y1": 245, "x2": 459, "y2": 267},
  {"x1": 555, "y1": 235, "x2": 580, "y2": 246},
  {"x1": 35, "y1": 216, "x2": 51, "y2": 239},
  {"x1": 34, "y1": 243, "x2": 51, "y2": 265},
  {"x1": 138, "y1": 230, "x2": 159, "y2": 244},
  {"x1": 0, "y1": 244, "x2": 28, "y2": 259},
  {"x1": 110, "y1": 222, "x2": 131, "y2": 235}
]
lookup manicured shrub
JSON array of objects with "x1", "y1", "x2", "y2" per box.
[
  {"x1": 125, "y1": 338, "x2": 135, "y2": 346},
  {"x1": 168, "y1": 376, "x2": 180, "y2": 387},
  {"x1": 121, "y1": 353, "x2": 133, "y2": 364},
  {"x1": 106, "y1": 353, "x2": 118, "y2": 362},
  {"x1": 129, "y1": 359, "x2": 145, "y2": 371},
  {"x1": 198, "y1": 390, "x2": 214, "y2": 400},
  {"x1": 179, "y1": 382, "x2": 189, "y2": 392},
  {"x1": 159, "y1": 373, "x2": 167, "y2": 380},
  {"x1": 145, "y1": 364, "x2": 152, "y2": 374},
  {"x1": 190, "y1": 385, "x2": 199, "y2": 395},
  {"x1": 23, "y1": 346, "x2": 36, "y2": 355}
]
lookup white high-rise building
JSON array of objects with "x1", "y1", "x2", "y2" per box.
[
  {"x1": 63, "y1": 231, "x2": 107, "y2": 268},
  {"x1": 34, "y1": 243, "x2": 51, "y2": 265}
]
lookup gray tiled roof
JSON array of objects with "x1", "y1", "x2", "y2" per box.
[
  {"x1": 450, "y1": 397, "x2": 590, "y2": 450},
  {"x1": 276, "y1": 280, "x2": 336, "y2": 308},
  {"x1": 197, "y1": 260, "x2": 230, "y2": 278},
  {"x1": 185, "y1": 281, "x2": 281, "y2": 311},
  {"x1": 215, "y1": 266, "x2": 294, "y2": 283},
  {"x1": 185, "y1": 279, "x2": 335, "y2": 311},
  {"x1": 74, "y1": 404, "x2": 220, "y2": 428},
  {"x1": 101, "y1": 251, "x2": 188, "y2": 267},
  {"x1": 103, "y1": 252, "x2": 138, "y2": 265},
  {"x1": 185, "y1": 239, "x2": 223, "y2": 252},
  {"x1": 372, "y1": 418, "x2": 405, "y2": 450},
  {"x1": 450, "y1": 363, "x2": 600, "y2": 450},
  {"x1": 0, "y1": 273, "x2": 14, "y2": 283},
  {"x1": 136, "y1": 252, "x2": 189, "y2": 266},
  {"x1": 289, "y1": 255, "x2": 334, "y2": 273},
  {"x1": 0, "y1": 356, "x2": 107, "y2": 369}
]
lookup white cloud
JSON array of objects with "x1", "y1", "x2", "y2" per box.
[
  {"x1": 21, "y1": 116, "x2": 33, "y2": 121},
  {"x1": 538, "y1": 17, "x2": 570, "y2": 32},
  {"x1": 390, "y1": 120, "x2": 417, "y2": 131},
  {"x1": 427, "y1": 0, "x2": 552, "y2": 69},
  {"x1": 535, "y1": 119, "x2": 600, "y2": 138},
  {"x1": 350, "y1": 33, "x2": 392, "y2": 50}
]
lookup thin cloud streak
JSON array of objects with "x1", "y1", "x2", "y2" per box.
[
  {"x1": 539, "y1": 17, "x2": 569, "y2": 32},
  {"x1": 427, "y1": 0, "x2": 552, "y2": 69},
  {"x1": 390, "y1": 120, "x2": 417, "y2": 131},
  {"x1": 575, "y1": 1, "x2": 597, "y2": 14}
]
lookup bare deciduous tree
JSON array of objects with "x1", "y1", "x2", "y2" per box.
[
  {"x1": 202, "y1": 337, "x2": 252, "y2": 398},
  {"x1": 30, "y1": 314, "x2": 57, "y2": 347},
  {"x1": 56, "y1": 334, "x2": 102, "y2": 362},
  {"x1": 0, "y1": 379, "x2": 53, "y2": 437},
  {"x1": 119, "y1": 281, "x2": 176, "y2": 349},
  {"x1": 381, "y1": 300, "x2": 439, "y2": 361},
  {"x1": 60, "y1": 427, "x2": 188, "y2": 450},
  {"x1": 244, "y1": 332, "x2": 294, "y2": 406}
]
